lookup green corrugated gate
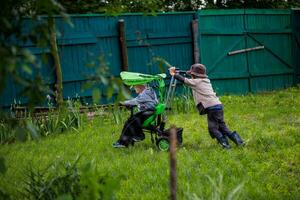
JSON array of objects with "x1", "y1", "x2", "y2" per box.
[{"x1": 198, "y1": 9, "x2": 294, "y2": 95}]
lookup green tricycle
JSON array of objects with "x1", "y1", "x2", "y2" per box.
[{"x1": 120, "y1": 71, "x2": 183, "y2": 151}]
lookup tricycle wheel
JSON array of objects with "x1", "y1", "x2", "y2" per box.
[{"x1": 156, "y1": 137, "x2": 170, "y2": 151}]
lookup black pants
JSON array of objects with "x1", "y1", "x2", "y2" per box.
[
  {"x1": 207, "y1": 109, "x2": 231, "y2": 139},
  {"x1": 118, "y1": 110, "x2": 153, "y2": 145}
]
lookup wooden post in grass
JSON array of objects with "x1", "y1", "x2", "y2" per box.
[
  {"x1": 169, "y1": 126, "x2": 177, "y2": 200},
  {"x1": 49, "y1": 17, "x2": 63, "y2": 107},
  {"x1": 191, "y1": 19, "x2": 199, "y2": 64},
  {"x1": 118, "y1": 19, "x2": 128, "y2": 71}
]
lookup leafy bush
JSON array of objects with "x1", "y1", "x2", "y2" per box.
[{"x1": 22, "y1": 157, "x2": 120, "y2": 200}]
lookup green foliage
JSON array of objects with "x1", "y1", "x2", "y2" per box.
[
  {"x1": 187, "y1": 172, "x2": 244, "y2": 200},
  {"x1": 57, "y1": 0, "x2": 174, "y2": 14},
  {"x1": 32, "y1": 101, "x2": 82, "y2": 137},
  {"x1": 0, "y1": 0, "x2": 68, "y2": 109},
  {"x1": 0, "y1": 157, "x2": 6, "y2": 174},
  {"x1": 0, "y1": 99, "x2": 82, "y2": 144},
  {"x1": 57, "y1": 0, "x2": 299, "y2": 14},
  {"x1": 0, "y1": 156, "x2": 10, "y2": 199},
  {"x1": 168, "y1": 85, "x2": 194, "y2": 114},
  {"x1": 58, "y1": 0, "x2": 205, "y2": 14},
  {"x1": 205, "y1": 0, "x2": 300, "y2": 9},
  {"x1": 22, "y1": 157, "x2": 120, "y2": 200},
  {"x1": 0, "y1": 98, "x2": 131, "y2": 144}
]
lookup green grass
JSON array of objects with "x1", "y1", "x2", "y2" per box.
[{"x1": 0, "y1": 86, "x2": 300, "y2": 199}]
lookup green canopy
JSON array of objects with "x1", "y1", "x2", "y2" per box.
[
  {"x1": 120, "y1": 71, "x2": 167, "y2": 102},
  {"x1": 120, "y1": 71, "x2": 166, "y2": 86}
]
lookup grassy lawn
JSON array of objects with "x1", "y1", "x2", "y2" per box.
[{"x1": 0, "y1": 86, "x2": 299, "y2": 199}]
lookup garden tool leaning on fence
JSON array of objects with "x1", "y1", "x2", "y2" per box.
[{"x1": 120, "y1": 71, "x2": 183, "y2": 151}]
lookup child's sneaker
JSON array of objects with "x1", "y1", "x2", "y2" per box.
[{"x1": 113, "y1": 141, "x2": 126, "y2": 148}]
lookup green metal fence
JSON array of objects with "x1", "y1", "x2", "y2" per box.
[{"x1": 0, "y1": 9, "x2": 298, "y2": 108}]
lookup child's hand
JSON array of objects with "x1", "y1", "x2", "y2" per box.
[{"x1": 169, "y1": 67, "x2": 176, "y2": 76}]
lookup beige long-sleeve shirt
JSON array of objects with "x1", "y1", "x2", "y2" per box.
[{"x1": 184, "y1": 78, "x2": 222, "y2": 108}]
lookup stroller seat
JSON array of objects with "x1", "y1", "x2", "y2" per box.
[{"x1": 142, "y1": 103, "x2": 166, "y2": 128}]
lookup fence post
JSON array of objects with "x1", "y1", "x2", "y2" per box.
[
  {"x1": 169, "y1": 126, "x2": 177, "y2": 200},
  {"x1": 49, "y1": 17, "x2": 63, "y2": 107},
  {"x1": 243, "y1": 9, "x2": 252, "y2": 93},
  {"x1": 291, "y1": 9, "x2": 300, "y2": 84},
  {"x1": 118, "y1": 19, "x2": 128, "y2": 71},
  {"x1": 192, "y1": 19, "x2": 199, "y2": 64}
]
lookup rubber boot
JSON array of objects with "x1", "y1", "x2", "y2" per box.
[
  {"x1": 216, "y1": 135, "x2": 231, "y2": 149},
  {"x1": 228, "y1": 131, "x2": 245, "y2": 146}
]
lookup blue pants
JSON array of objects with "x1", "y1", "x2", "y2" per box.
[{"x1": 207, "y1": 108, "x2": 232, "y2": 139}]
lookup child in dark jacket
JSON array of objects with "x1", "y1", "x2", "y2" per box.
[
  {"x1": 169, "y1": 64, "x2": 244, "y2": 149},
  {"x1": 113, "y1": 84, "x2": 158, "y2": 148}
]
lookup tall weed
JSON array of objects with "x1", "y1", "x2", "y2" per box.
[
  {"x1": 0, "y1": 100, "x2": 82, "y2": 144},
  {"x1": 186, "y1": 173, "x2": 244, "y2": 200},
  {"x1": 22, "y1": 157, "x2": 120, "y2": 200}
]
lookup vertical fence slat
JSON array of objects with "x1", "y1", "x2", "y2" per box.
[
  {"x1": 292, "y1": 9, "x2": 300, "y2": 84},
  {"x1": 118, "y1": 19, "x2": 129, "y2": 71},
  {"x1": 192, "y1": 19, "x2": 199, "y2": 64}
]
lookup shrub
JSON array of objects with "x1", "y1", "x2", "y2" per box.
[{"x1": 22, "y1": 157, "x2": 120, "y2": 200}]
